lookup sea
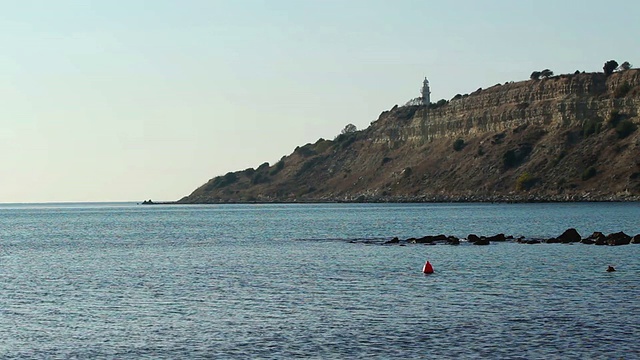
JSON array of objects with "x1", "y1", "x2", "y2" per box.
[{"x1": 0, "y1": 202, "x2": 639, "y2": 359}]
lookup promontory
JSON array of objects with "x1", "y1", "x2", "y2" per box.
[{"x1": 178, "y1": 67, "x2": 640, "y2": 203}]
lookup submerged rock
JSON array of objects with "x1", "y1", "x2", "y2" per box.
[
  {"x1": 414, "y1": 234, "x2": 447, "y2": 243},
  {"x1": 592, "y1": 232, "x2": 608, "y2": 245},
  {"x1": 384, "y1": 237, "x2": 400, "y2": 244},
  {"x1": 473, "y1": 238, "x2": 491, "y2": 245},
  {"x1": 486, "y1": 233, "x2": 507, "y2": 242},
  {"x1": 447, "y1": 236, "x2": 460, "y2": 245},
  {"x1": 467, "y1": 234, "x2": 481, "y2": 242}
]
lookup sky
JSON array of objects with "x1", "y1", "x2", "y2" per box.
[{"x1": 1, "y1": 0, "x2": 639, "y2": 203}]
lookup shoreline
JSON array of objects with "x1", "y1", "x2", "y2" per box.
[{"x1": 143, "y1": 194, "x2": 640, "y2": 205}]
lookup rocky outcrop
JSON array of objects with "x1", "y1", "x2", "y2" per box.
[
  {"x1": 179, "y1": 70, "x2": 640, "y2": 204},
  {"x1": 557, "y1": 228, "x2": 582, "y2": 243},
  {"x1": 373, "y1": 229, "x2": 638, "y2": 247},
  {"x1": 583, "y1": 232, "x2": 607, "y2": 245},
  {"x1": 606, "y1": 232, "x2": 632, "y2": 246}
]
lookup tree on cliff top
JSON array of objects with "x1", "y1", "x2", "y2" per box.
[
  {"x1": 619, "y1": 61, "x2": 632, "y2": 71},
  {"x1": 531, "y1": 69, "x2": 553, "y2": 80},
  {"x1": 603, "y1": 60, "x2": 618, "y2": 76},
  {"x1": 341, "y1": 123, "x2": 357, "y2": 134}
]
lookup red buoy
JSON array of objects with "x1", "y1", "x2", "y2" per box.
[{"x1": 422, "y1": 261, "x2": 434, "y2": 274}]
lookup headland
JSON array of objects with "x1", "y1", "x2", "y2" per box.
[{"x1": 177, "y1": 66, "x2": 640, "y2": 204}]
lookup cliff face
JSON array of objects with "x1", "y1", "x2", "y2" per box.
[
  {"x1": 373, "y1": 71, "x2": 640, "y2": 145},
  {"x1": 180, "y1": 70, "x2": 640, "y2": 203}
]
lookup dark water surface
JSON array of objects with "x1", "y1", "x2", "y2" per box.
[{"x1": 1, "y1": 203, "x2": 639, "y2": 358}]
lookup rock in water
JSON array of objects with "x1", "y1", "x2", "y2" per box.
[{"x1": 558, "y1": 228, "x2": 581, "y2": 243}]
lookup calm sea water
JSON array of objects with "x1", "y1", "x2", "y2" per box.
[{"x1": 1, "y1": 202, "x2": 639, "y2": 359}]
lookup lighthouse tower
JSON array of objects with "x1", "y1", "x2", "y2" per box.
[{"x1": 421, "y1": 77, "x2": 431, "y2": 105}]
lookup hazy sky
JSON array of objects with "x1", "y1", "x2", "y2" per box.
[{"x1": 2, "y1": 0, "x2": 639, "y2": 203}]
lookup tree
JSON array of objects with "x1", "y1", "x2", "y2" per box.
[
  {"x1": 619, "y1": 61, "x2": 632, "y2": 71},
  {"x1": 603, "y1": 60, "x2": 618, "y2": 76},
  {"x1": 530, "y1": 71, "x2": 541, "y2": 80},
  {"x1": 341, "y1": 123, "x2": 357, "y2": 134},
  {"x1": 540, "y1": 69, "x2": 554, "y2": 79},
  {"x1": 452, "y1": 138, "x2": 465, "y2": 151}
]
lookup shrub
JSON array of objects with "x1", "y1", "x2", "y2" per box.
[
  {"x1": 296, "y1": 144, "x2": 316, "y2": 157},
  {"x1": 251, "y1": 173, "x2": 269, "y2": 185},
  {"x1": 334, "y1": 131, "x2": 358, "y2": 149},
  {"x1": 615, "y1": 120, "x2": 637, "y2": 139},
  {"x1": 582, "y1": 120, "x2": 602, "y2": 137},
  {"x1": 207, "y1": 172, "x2": 239, "y2": 190},
  {"x1": 314, "y1": 138, "x2": 332, "y2": 153},
  {"x1": 243, "y1": 167, "x2": 255, "y2": 176},
  {"x1": 503, "y1": 144, "x2": 533, "y2": 168},
  {"x1": 452, "y1": 138, "x2": 465, "y2": 151},
  {"x1": 338, "y1": 134, "x2": 357, "y2": 149},
  {"x1": 256, "y1": 162, "x2": 270, "y2": 171},
  {"x1": 222, "y1": 172, "x2": 237, "y2": 185},
  {"x1": 429, "y1": 99, "x2": 449, "y2": 109},
  {"x1": 491, "y1": 133, "x2": 505, "y2": 144},
  {"x1": 614, "y1": 82, "x2": 631, "y2": 98},
  {"x1": 582, "y1": 167, "x2": 597, "y2": 181},
  {"x1": 530, "y1": 71, "x2": 541, "y2": 80},
  {"x1": 296, "y1": 156, "x2": 326, "y2": 177},
  {"x1": 269, "y1": 160, "x2": 285, "y2": 175},
  {"x1": 503, "y1": 150, "x2": 518, "y2": 168},
  {"x1": 515, "y1": 172, "x2": 537, "y2": 191},
  {"x1": 608, "y1": 111, "x2": 622, "y2": 127}
]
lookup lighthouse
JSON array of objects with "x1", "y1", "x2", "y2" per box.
[{"x1": 421, "y1": 77, "x2": 431, "y2": 105}]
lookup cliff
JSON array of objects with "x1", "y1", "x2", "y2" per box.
[{"x1": 179, "y1": 70, "x2": 640, "y2": 203}]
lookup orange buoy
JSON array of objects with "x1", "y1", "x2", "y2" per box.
[{"x1": 422, "y1": 261, "x2": 434, "y2": 274}]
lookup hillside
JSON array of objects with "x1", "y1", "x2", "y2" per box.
[{"x1": 179, "y1": 69, "x2": 640, "y2": 203}]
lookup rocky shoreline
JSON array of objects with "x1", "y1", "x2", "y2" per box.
[
  {"x1": 173, "y1": 190, "x2": 640, "y2": 204},
  {"x1": 171, "y1": 195, "x2": 640, "y2": 205},
  {"x1": 379, "y1": 228, "x2": 640, "y2": 246},
  {"x1": 329, "y1": 193, "x2": 640, "y2": 204}
]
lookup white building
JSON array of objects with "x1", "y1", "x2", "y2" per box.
[{"x1": 421, "y1": 77, "x2": 431, "y2": 105}]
